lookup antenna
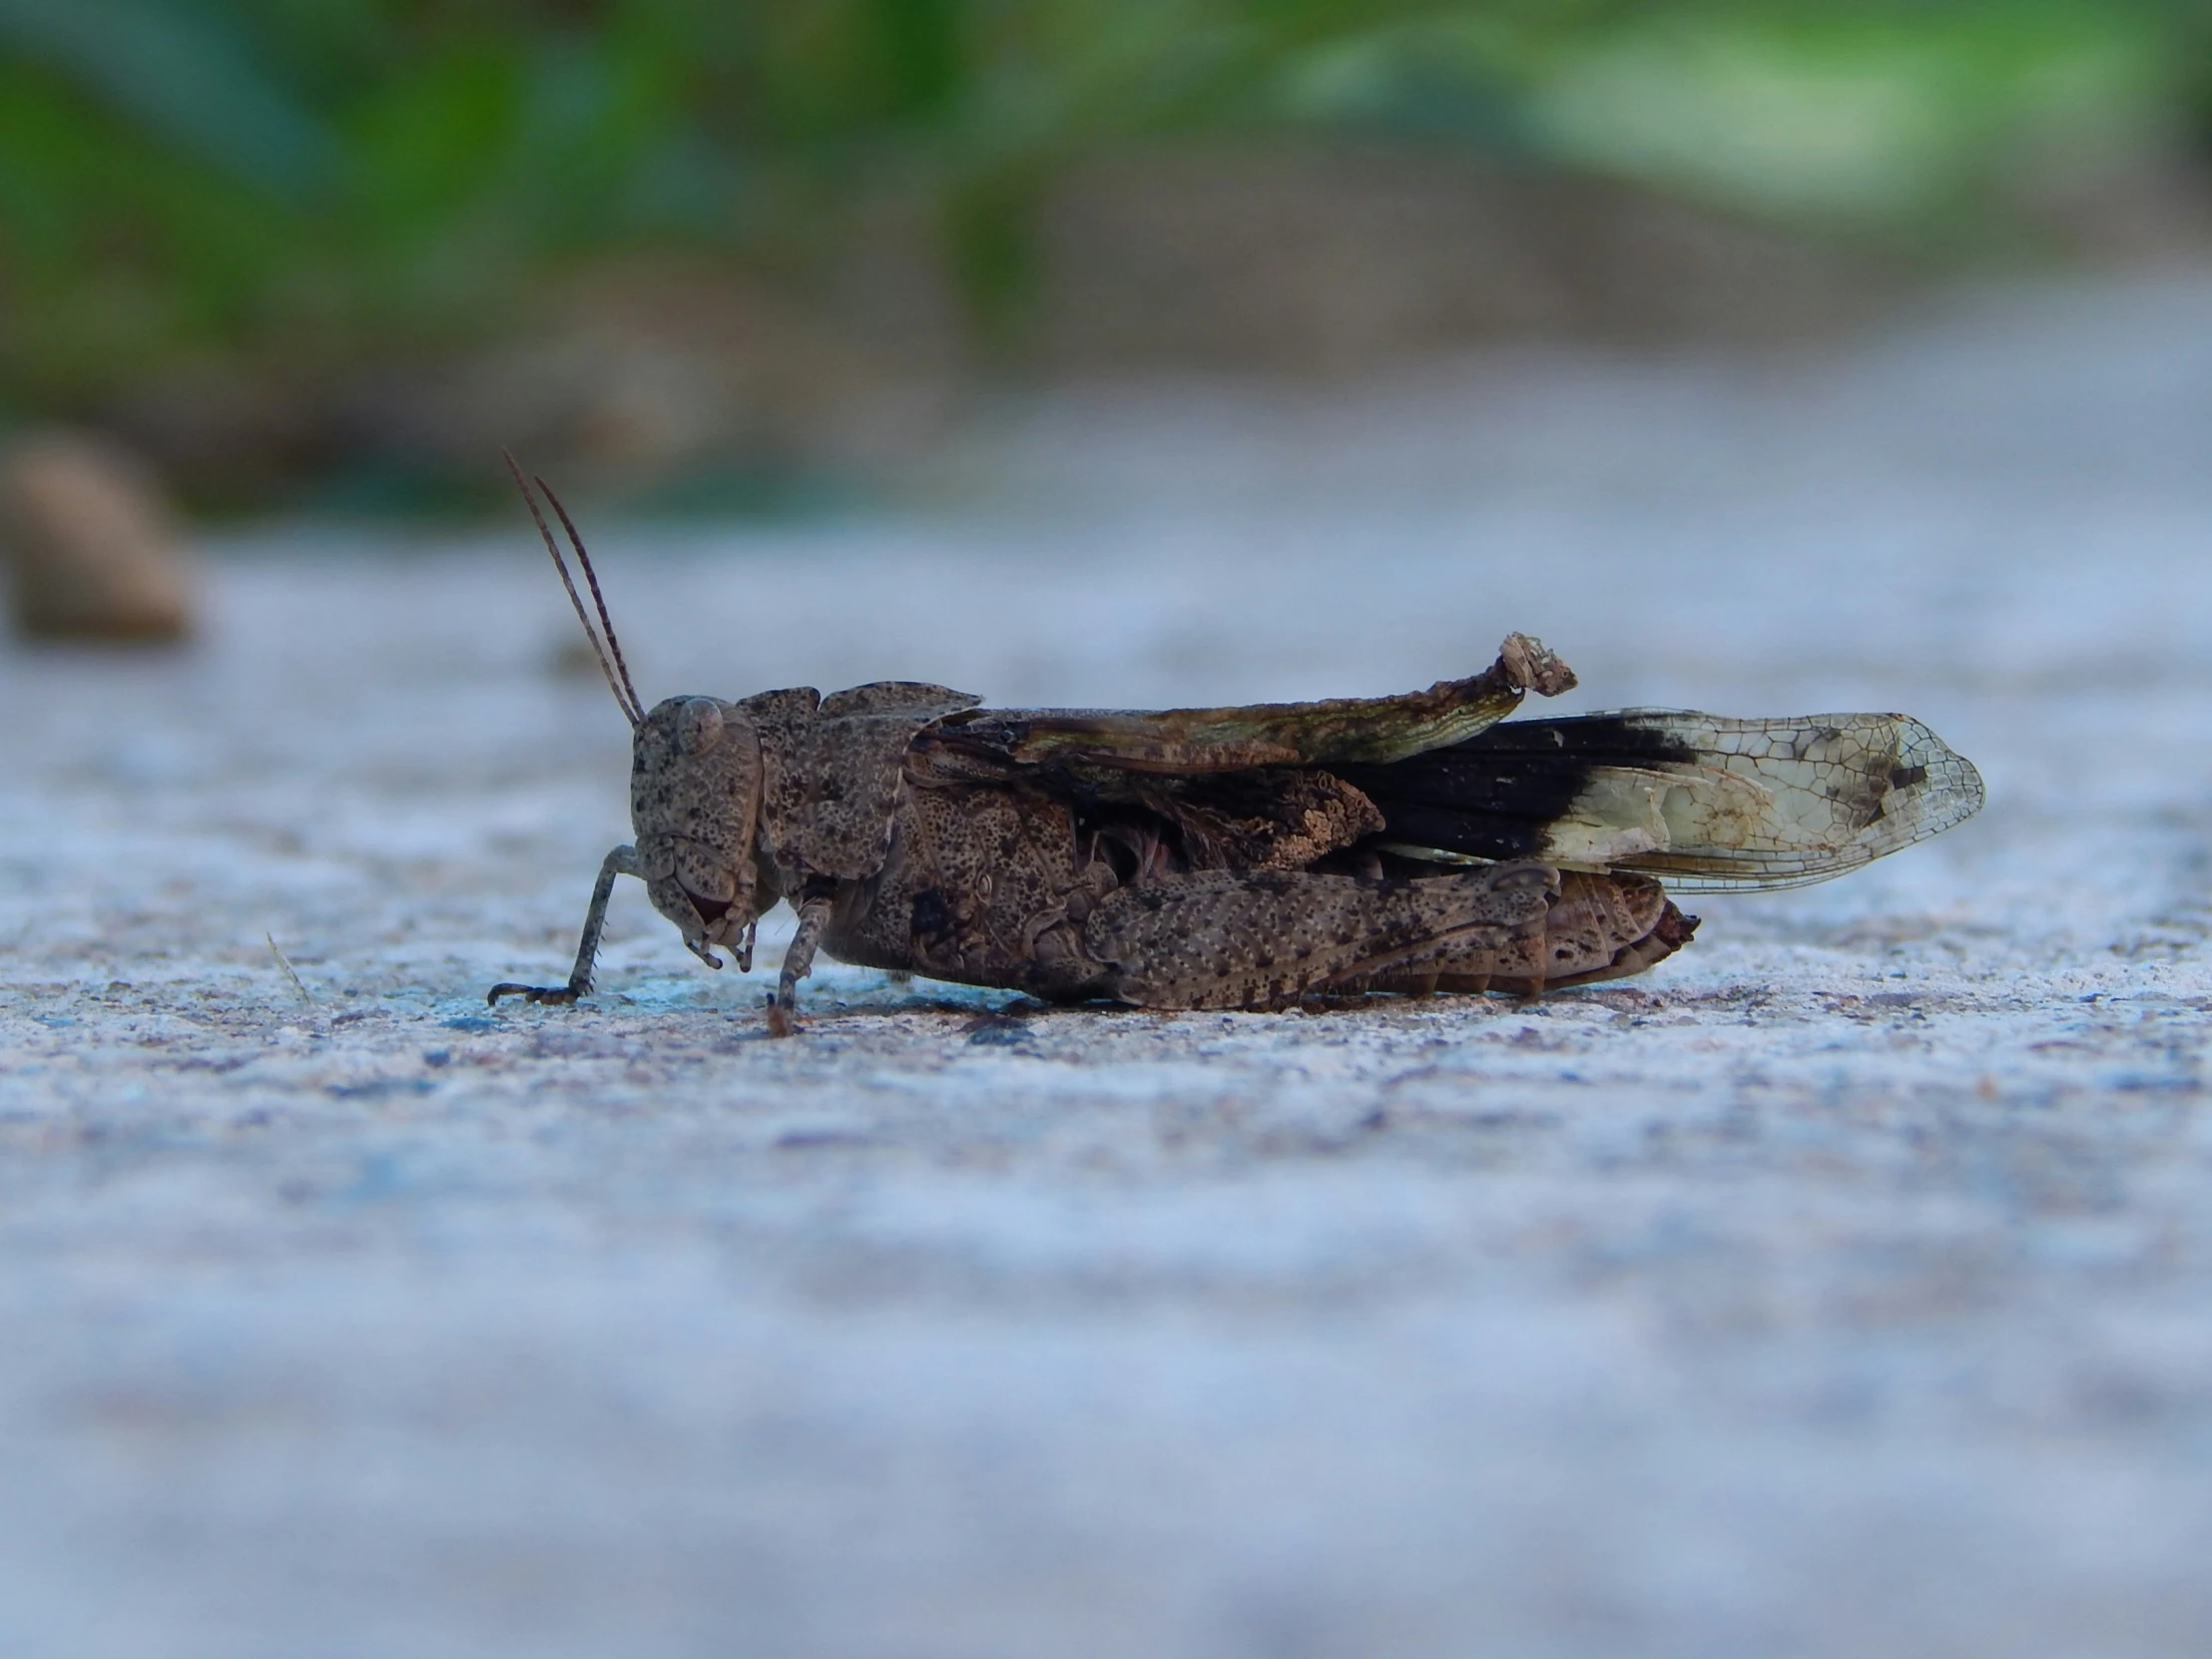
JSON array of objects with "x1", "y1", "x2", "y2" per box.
[
  {"x1": 503, "y1": 450, "x2": 643, "y2": 728},
  {"x1": 536, "y1": 473, "x2": 643, "y2": 725}
]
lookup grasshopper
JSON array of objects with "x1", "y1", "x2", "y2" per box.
[{"x1": 488, "y1": 461, "x2": 1983, "y2": 1032}]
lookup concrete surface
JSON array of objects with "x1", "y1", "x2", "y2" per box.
[{"x1": 5, "y1": 274, "x2": 2212, "y2": 1658}]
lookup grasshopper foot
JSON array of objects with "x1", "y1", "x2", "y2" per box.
[
  {"x1": 764, "y1": 992, "x2": 795, "y2": 1039},
  {"x1": 487, "y1": 982, "x2": 583, "y2": 1006}
]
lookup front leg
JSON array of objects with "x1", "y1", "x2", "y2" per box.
[
  {"x1": 765, "y1": 888, "x2": 834, "y2": 1037},
  {"x1": 489, "y1": 844, "x2": 642, "y2": 1006}
]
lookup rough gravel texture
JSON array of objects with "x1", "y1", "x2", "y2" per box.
[{"x1": 6, "y1": 275, "x2": 2212, "y2": 1659}]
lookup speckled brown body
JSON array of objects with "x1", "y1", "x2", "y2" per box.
[
  {"x1": 493, "y1": 634, "x2": 1699, "y2": 1022},
  {"x1": 491, "y1": 471, "x2": 1981, "y2": 1029},
  {"x1": 492, "y1": 609, "x2": 1984, "y2": 1030},
  {"x1": 827, "y1": 776, "x2": 1689, "y2": 1008}
]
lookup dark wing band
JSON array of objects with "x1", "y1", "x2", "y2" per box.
[{"x1": 1343, "y1": 711, "x2": 1984, "y2": 891}]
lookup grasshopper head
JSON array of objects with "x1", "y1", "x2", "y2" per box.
[
  {"x1": 632, "y1": 696, "x2": 769, "y2": 971},
  {"x1": 499, "y1": 454, "x2": 776, "y2": 976}
]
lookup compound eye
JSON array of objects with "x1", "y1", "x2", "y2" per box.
[{"x1": 677, "y1": 699, "x2": 725, "y2": 756}]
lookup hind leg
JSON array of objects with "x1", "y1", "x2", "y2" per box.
[
  {"x1": 1342, "y1": 872, "x2": 1697, "y2": 996},
  {"x1": 1082, "y1": 860, "x2": 1562, "y2": 1010}
]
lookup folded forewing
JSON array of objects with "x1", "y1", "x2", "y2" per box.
[{"x1": 933, "y1": 634, "x2": 1575, "y2": 774}]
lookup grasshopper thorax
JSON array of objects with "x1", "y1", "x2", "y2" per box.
[{"x1": 631, "y1": 696, "x2": 770, "y2": 969}]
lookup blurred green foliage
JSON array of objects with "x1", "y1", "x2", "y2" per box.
[{"x1": 0, "y1": 0, "x2": 2199, "y2": 413}]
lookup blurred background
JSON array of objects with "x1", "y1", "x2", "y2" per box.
[
  {"x1": 17, "y1": 12, "x2": 2212, "y2": 1657},
  {"x1": 6, "y1": 0, "x2": 2212, "y2": 521}
]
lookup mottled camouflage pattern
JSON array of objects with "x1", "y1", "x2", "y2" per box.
[
  {"x1": 740, "y1": 682, "x2": 980, "y2": 889},
  {"x1": 489, "y1": 635, "x2": 1694, "y2": 1030}
]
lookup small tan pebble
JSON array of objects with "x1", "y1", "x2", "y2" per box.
[{"x1": 0, "y1": 428, "x2": 195, "y2": 641}]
